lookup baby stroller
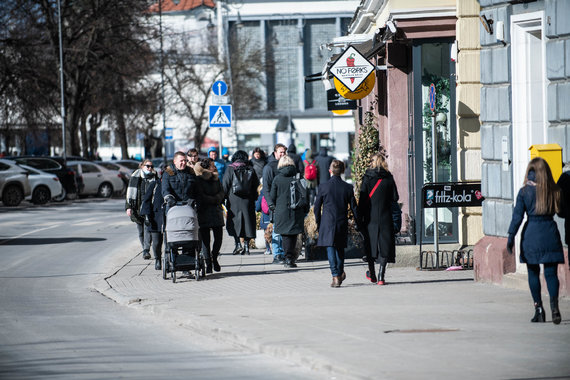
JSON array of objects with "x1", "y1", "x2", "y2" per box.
[{"x1": 162, "y1": 201, "x2": 205, "y2": 283}]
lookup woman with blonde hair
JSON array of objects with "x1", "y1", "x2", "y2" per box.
[
  {"x1": 357, "y1": 153, "x2": 399, "y2": 285},
  {"x1": 507, "y1": 157, "x2": 563, "y2": 324}
]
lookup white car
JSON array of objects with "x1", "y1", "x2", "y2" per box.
[
  {"x1": 67, "y1": 161, "x2": 125, "y2": 198},
  {"x1": 20, "y1": 164, "x2": 63, "y2": 204},
  {"x1": 0, "y1": 159, "x2": 31, "y2": 206}
]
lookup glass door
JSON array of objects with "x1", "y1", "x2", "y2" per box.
[{"x1": 413, "y1": 41, "x2": 457, "y2": 243}]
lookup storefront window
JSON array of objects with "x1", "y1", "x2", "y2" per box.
[{"x1": 413, "y1": 41, "x2": 457, "y2": 243}]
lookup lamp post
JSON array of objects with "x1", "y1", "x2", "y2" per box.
[
  {"x1": 158, "y1": 0, "x2": 167, "y2": 167},
  {"x1": 56, "y1": 0, "x2": 66, "y2": 162}
]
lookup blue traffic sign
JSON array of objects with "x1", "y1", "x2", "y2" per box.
[
  {"x1": 429, "y1": 83, "x2": 436, "y2": 111},
  {"x1": 212, "y1": 80, "x2": 228, "y2": 96},
  {"x1": 209, "y1": 105, "x2": 232, "y2": 128}
]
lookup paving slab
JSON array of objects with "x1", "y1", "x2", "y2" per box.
[{"x1": 93, "y1": 235, "x2": 570, "y2": 380}]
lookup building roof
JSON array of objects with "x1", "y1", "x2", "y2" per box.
[{"x1": 148, "y1": 0, "x2": 215, "y2": 13}]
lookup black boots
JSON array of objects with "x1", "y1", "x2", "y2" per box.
[
  {"x1": 531, "y1": 303, "x2": 546, "y2": 323},
  {"x1": 155, "y1": 258, "x2": 162, "y2": 270},
  {"x1": 232, "y1": 242, "x2": 243, "y2": 255},
  {"x1": 243, "y1": 241, "x2": 250, "y2": 255},
  {"x1": 206, "y1": 258, "x2": 213, "y2": 274},
  {"x1": 551, "y1": 298, "x2": 562, "y2": 325},
  {"x1": 143, "y1": 250, "x2": 151, "y2": 260},
  {"x1": 212, "y1": 254, "x2": 221, "y2": 272}
]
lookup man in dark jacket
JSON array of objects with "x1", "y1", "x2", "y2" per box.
[
  {"x1": 162, "y1": 151, "x2": 197, "y2": 205},
  {"x1": 287, "y1": 143, "x2": 305, "y2": 178},
  {"x1": 314, "y1": 147, "x2": 335, "y2": 185},
  {"x1": 314, "y1": 160, "x2": 357, "y2": 287},
  {"x1": 263, "y1": 143, "x2": 287, "y2": 264}
]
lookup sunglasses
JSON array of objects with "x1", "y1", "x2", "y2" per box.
[{"x1": 144, "y1": 165, "x2": 154, "y2": 168}]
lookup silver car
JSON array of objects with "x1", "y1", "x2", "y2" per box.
[
  {"x1": 0, "y1": 159, "x2": 31, "y2": 206},
  {"x1": 20, "y1": 164, "x2": 63, "y2": 204},
  {"x1": 67, "y1": 161, "x2": 124, "y2": 198}
]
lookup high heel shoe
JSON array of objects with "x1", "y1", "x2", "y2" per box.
[{"x1": 531, "y1": 303, "x2": 546, "y2": 323}]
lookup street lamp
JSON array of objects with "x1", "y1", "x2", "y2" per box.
[
  {"x1": 158, "y1": 0, "x2": 167, "y2": 166},
  {"x1": 56, "y1": 0, "x2": 66, "y2": 162}
]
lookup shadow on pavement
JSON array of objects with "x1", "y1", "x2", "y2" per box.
[{"x1": 0, "y1": 237, "x2": 107, "y2": 245}]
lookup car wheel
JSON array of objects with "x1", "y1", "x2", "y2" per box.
[
  {"x1": 2, "y1": 185, "x2": 24, "y2": 207},
  {"x1": 53, "y1": 188, "x2": 67, "y2": 202},
  {"x1": 32, "y1": 186, "x2": 51, "y2": 205},
  {"x1": 97, "y1": 182, "x2": 113, "y2": 198}
]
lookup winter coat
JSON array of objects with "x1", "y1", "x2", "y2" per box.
[
  {"x1": 314, "y1": 147, "x2": 334, "y2": 184},
  {"x1": 223, "y1": 162, "x2": 259, "y2": 239},
  {"x1": 507, "y1": 170, "x2": 564, "y2": 264},
  {"x1": 302, "y1": 149, "x2": 319, "y2": 190},
  {"x1": 262, "y1": 153, "x2": 279, "y2": 200},
  {"x1": 255, "y1": 189, "x2": 271, "y2": 230},
  {"x1": 251, "y1": 156, "x2": 267, "y2": 182},
  {"x1": 287, "y1": 144, "x2": 305, "y2": 178},
  {"x1": 125, "y1": 168, "x2": 156, "y2": 225},
  {"x1": 194, "y1": 163, "x2": 225, "y2": 228},
  {"x1": 269, "y1": 165, "x2": 308, "y2": 235},
  {"x1": 314, "y1": 175, "x2": 357, "y2": 248},
  {"x1": 557, "y1": 170, "x2": 570, "y2": 246},
  {"x1": 140, "y1": 177, "x2": 164, "y2": 233},
  {"x1": 161, "y1": 166, "x2": 197, "y2": 203},
  {"x1": 357, "y1": 167, "x2": 399, "y2": 263}
]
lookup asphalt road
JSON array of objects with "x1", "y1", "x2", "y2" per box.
[{"x1": 0, "y1": 199, "x2": 318, "y2": 379}]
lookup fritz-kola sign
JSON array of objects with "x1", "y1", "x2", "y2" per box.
[
  {"x1": 422, "y1": 182, "x2": 484, "y2": 208},
  {"x1": 330, "y1": 46, "x2": 375, "y2": 92}
]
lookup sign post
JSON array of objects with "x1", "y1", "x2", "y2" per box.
[
  {"x1": 428, "y1": 83, "x2": 438, "y2": 256},
  {"x1": 211, "y1": 80, "x2": 229, "y2": 157}
]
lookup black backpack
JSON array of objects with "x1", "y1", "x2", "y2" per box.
[
  {"x1": 289, "y1": 178, "x2": 308, "y2": 210},
  {"x1": 232, "y1": 167, "x2": 253, "y2": 198}
]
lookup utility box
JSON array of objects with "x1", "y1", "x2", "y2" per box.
[{"x1": 529, "y1": 144, "x2": 563, "y2": 181}]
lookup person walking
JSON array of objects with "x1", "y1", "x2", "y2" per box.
[
  {"x1": 223, "y1": 150, "x2": 259, "y2": 255},
  {"x1": 507, "y1": 157, "x2": 563, "y2": 324},
  {"x1": 269, "y1": 155, "x2": 308, "y2": 268},
  {"x1": 255, "y1": 183, "x2": 272, "y2": 255},
  {"x1": 303, "y1": 149, "x2": 319, "y2": 206},
  {"x1": 208, "y1": 146, "x2": 226, "y2": 182},
  {"x1": 162, "y1": 151, "x2": 197, "y2": 204},
  {"x1": 140, "y1": 174, "x2": 164, "y2": 270},
  {"x1": 357, "y1": 153, "x2": 399, "y2": 285},
  {"x1": 125, "y1": 159, "x2": 157, "y2": 260},
  {"x1": 251, "y1": 147, "x2": 267, "y2": 181},
  {"x1": 314, "y1": 147, "x2": 335, "y2": 185},
  {"x1": 263, "y1": 143, "x2": 288, "y2": 263},
  {"x1": 314, "y1": 160, "x2": 358, "y2": 287},
  {"x1": 287, "y1": 143, "x2": 305, "y2": 178},
  {"x1": 194, "y1": 158, "x2": 225, "y2": 273}
]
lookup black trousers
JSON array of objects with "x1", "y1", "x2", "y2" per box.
[
  {"x1": 200, "y1": 226, "x2": 223, "y2": 261},
  {"x1": 281, "y1": 234, "x2": 298, "y2": 261}
]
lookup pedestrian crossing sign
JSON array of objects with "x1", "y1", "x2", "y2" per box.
[{"x1": 209, "y1": 105, "x2": 232, "y2": 128}]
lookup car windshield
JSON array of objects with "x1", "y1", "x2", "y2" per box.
[
  {"x1": 99, "y1": 162, "x2": 120, "y2": 171},
  {"x1": 116, "y1": 161, "x2": 140, "y2": 170}
]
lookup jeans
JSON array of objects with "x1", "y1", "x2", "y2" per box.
[
  {"x1": 150, "y1": 232, "x2": 163, "y2": 260},
  {"x1": 272, "y1": 231, "x2": 284, "y2": 257},
  {"x1": 527, "y1": 263, "x2": 560, "y2": 304},
  {"x1": 200, "y1": 226, "x2": 223, "y2": 261},
  {"x1": 326, "y1": 246, "x2": 345, "y2": 277},
  {"x1": 136, "y1": 223, "x2": 151, "y2": 253}
]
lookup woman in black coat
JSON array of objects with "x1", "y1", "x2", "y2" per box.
[
  {"x1": 507, "y1": 157, "x2": 563, "y2": 324},
  {"x1": 357, "y1": 153, "x2": 399, "y2": 285},
  {"x1": 269, "y1": 155, "x2": 308, "y2": 268},
  {"x1": 222, "y1": 150, "x2": 259, "y2": 255},
  {"x1": 194, "y1": 159, "x2": 225, "y2": 273},
  {"x1": 314, "y1": 160, "x2": 358, "y2": 287},
  {"x1": 140, "y1": 176, "x2": 164, "y2": 270}
]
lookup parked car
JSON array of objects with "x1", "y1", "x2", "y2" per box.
[
  {"x1": 98, "y1": 161, "x2": 129, "y2": 195},
  {"x1": 0, "y1": 159, "x2": 31, "y2": 206},
  {"x1": 9, "y1": 156, "x2": 78, "y2": 201},
  {"x1": 112, "y1": 159, "x2": 141, "y2": 172},
  {"x1": 67, "y1": 161, "x2": 124, "y2": 198},
  {"x1": 20, "y1": 164, "x2": 63, "y2": 204}
]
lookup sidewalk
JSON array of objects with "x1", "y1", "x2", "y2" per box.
[{"x1": 94, "y1": 233, "x2": 570, "y2": 380}]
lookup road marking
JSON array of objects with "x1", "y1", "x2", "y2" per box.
[{"x1": 0, "y1": 224, "x2": 61, "y2": 246}]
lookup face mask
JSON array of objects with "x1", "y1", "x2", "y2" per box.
[{"x1": 142, "y1": 169, "x2": 151, "y2": 175}]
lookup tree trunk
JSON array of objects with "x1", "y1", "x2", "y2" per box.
[
  {"x1": 79, "y1": 114, "x2": 89, "y2": 158},
  {"x1": 88, "y1": 113, "x2": 102, "y2": 158}
]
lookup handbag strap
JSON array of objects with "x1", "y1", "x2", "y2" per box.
[{"x1": 369, "y1": 179, "x2": 382, "y2": 198}]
